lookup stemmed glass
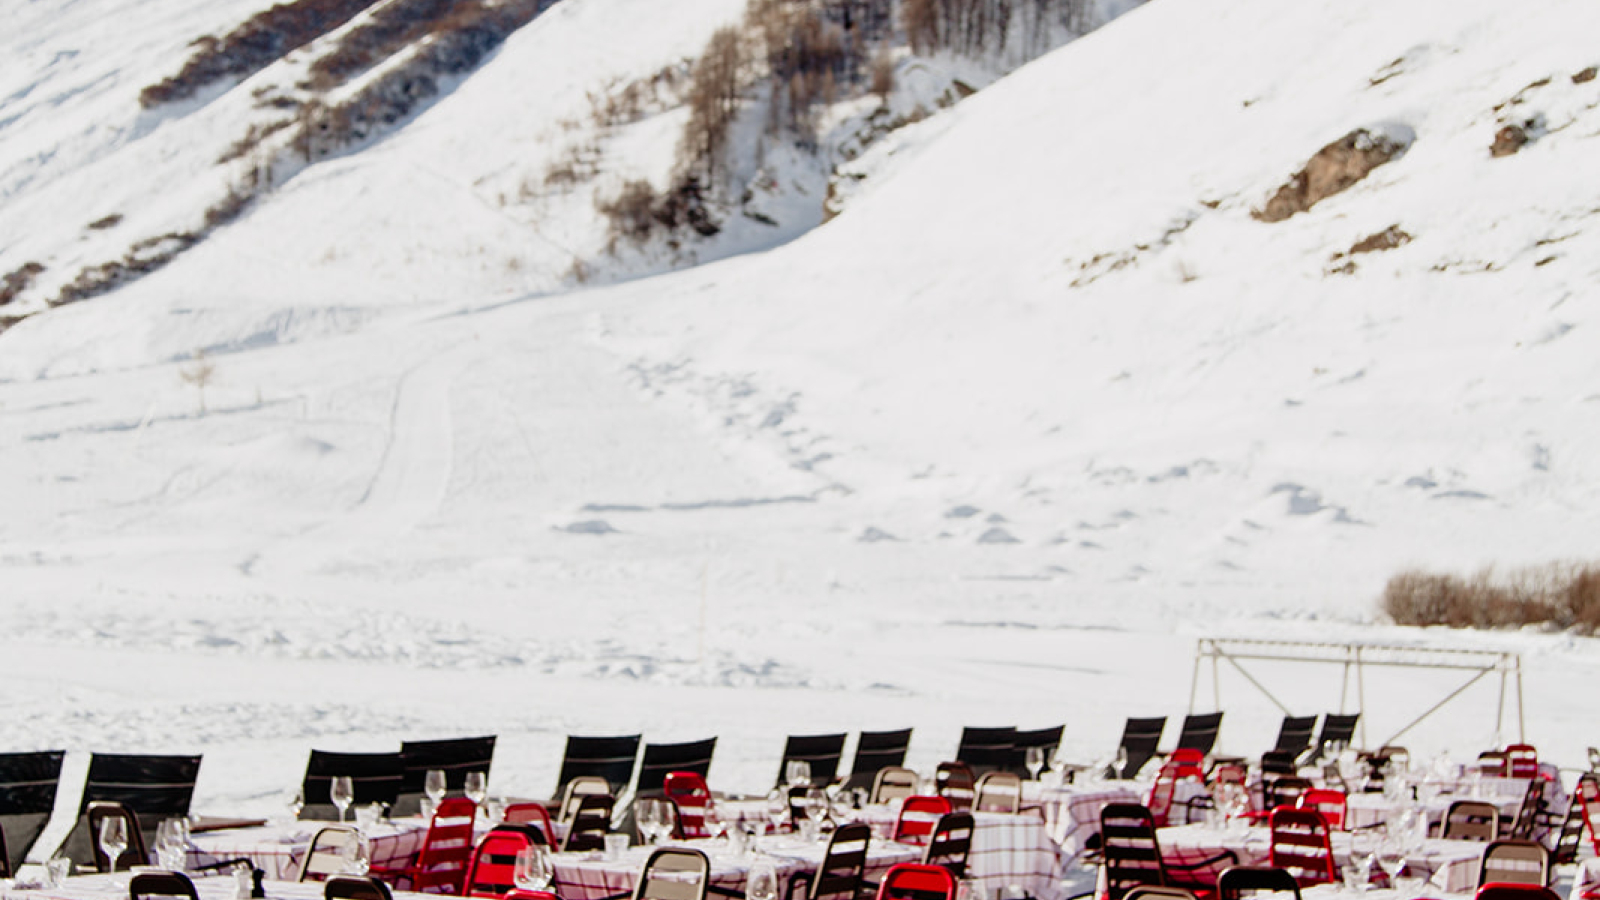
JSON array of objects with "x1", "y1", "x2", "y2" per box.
[
  {"x1": 746, "y1": 860, "x2": 779, "y2": 900},
  {"x1": 785, "y1": 760, "x2": 812, "y2": 789},
  {"x1": 98, "y1": 816, "x2": 128, "y2": 882},
  {"x1": 342, "y1": 835, "x2": 371, "y2": 875},
  {"x1": 425, "y1": 769, "x2": 448, "y2": 808},
  {"x1": 465, "y1": 772, "x2": 488, "y2": 808},
  {"x1": 1377, "y1": 833, "x2": 1407, "y2": 890},
  {"x1": 1113, "y1": 746, "x2": 1129, "y2": 779},
  {"x1": 1025, "y1": 747, "x2": 1046, "y2": 781},
  {"x1": 765, "y1": 789, "x2": 790, "y2": 837},
  {"x1": 331, "y1": 776, "x2": 355, "y2": 824},
  {"x1": 514, "y1": 844, "x2": 553, "y2": 891},
  {"x1": 636, "y1": 798, "x2": 665, "y2": 846},
  {"x1": 287, "y1": 788, "x2": 305, "y2": 823},
  {"x1": 802, "y1": 788, "x2": 829, "y2": 839},
  {"x1": 704, "y1": 804, "x2": 729, "y2": 843}
]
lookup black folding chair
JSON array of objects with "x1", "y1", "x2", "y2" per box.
[
  {"x1": 555, "y1": 735, "x2": 642, "y2": 797},
  {"x1": 788, "y1": 823, "x2": 870, "y2": 900},
  {"x1": 1175, "y1": 713, "x2": 1223, "y2": 755},
  {"x1": 1110, "y1": 718, "x2": 1166, "y2": 780},
  {"x1": 325, "y1": 876, "x2": 394, "y2": 900},
  {"x1": 776, "y1": 734, "x2": 848, "y2": 787},
  {"x1": 844, "y1": 729, "x2": 913, "y2": 790},
  {"x1": 1310, "y1": 714, "x2": 1359, "y2": 762},
  {"x1": 393, "y1": 735, "x2": 496, "y2": 816},
  {"x1": 128, "y1": 870, "x2": 200, "y2": 900},
  {"x1": 1216, "y1": 866, "x2": 1301, "y2": 900},
  {"x1": 1273, "y1": 716, "x2": 1317, "y2": 757},
  {"x1": 955, "y1": 727, "x2": 1017, "y2": 777},
  {"x1": 0, "y1": 750, "x2": 65, "y2": 876},
  {"x1": 635, "y1": 738, "x2": 717, "y2": 796},
  {"x1": 62, "y1": 754, "x2": 201, "y2": 869},
  {"x1": 922, "y1": 812, "x2": 974, "y2": 879},
  {"x1": 300, "y1": 750, "x2": 403, "y2": 821},
  {"x1": 1011, "y1": 725, "x2": 1065, "y2": 778}
]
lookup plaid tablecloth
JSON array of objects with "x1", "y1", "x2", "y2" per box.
[
  {"x1": 552, "y1": 837, "x2": 919, "y2": 900},
  {"x1": 1031, "y1": 784, "x2": 1140, "y2": 860},
  {"x1": 1156, "y1": 824, "x2": 1486, "y2": 894},
  {"x1": 852, "y1": 807, "x2": 1072, "y2": 900},
  {"x1": 185, "y1": 820, "x2": 433, "y2": 880},
  {"x1": 13, "y1": 873, "x2": 439, "y2": 900}
]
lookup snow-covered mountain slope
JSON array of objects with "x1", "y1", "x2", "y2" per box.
[{"x1": 0, "y1": 0, "x2": 1597, "y2": 822}]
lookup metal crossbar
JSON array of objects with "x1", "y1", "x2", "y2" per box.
[{"x1": 1189, "y1": 637, "x2": 1524, "y2": 748}]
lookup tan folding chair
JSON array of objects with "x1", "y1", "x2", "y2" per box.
[
  {"x1": 1478, "y1": 840, "x2": 1550, "y2": 887},
  {"x1": 871, "y1": 767, "x2": 918, "y2": 804},
  {"x1": 634, "y1": 847, "x2": 710, "y2": 900},
  {"x1": 300, "y1": 826, "x2": 364, "y2": 882},
  {"x1": 1443, "y1": 801, "x2": 1501, "y2": 843},
  {"x1": 973, "y1": 772, "x2": 1022, "y2": 814}
]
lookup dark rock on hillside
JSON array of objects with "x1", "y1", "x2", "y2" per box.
[{"x1": 1254, "y1": 126, "x2": 1412, "y2": 222}]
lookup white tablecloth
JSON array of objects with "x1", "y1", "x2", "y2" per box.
[
  {"x1": 552, "y1": 836, "x2": 919, "y2": 900},
  {"x1": 1157, "y1": 824, "x2": 1486, "y2": 894},
  {"x1": 13, "y1": 873, "x2": 438, "y2": 900},
  {"x1": 186, "y1": 820, "x2": 434, "y2": 882},
  {"x1": 853, "y1": 807, "x2": 1072, "y2": 900}
]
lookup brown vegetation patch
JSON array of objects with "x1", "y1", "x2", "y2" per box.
[
  {"x1": 1254, "y1": 128, "x2": 1410, "y2": 223},
  {"x1": 598, "y1": 177, "x2": 721, "y2": 246},
  {"x1": 1575, "y1": 67, "x2": 1598, "y2": 85},
  {"x1": 1350, "y1": 225, "x2": 1412, "y2": 254},
  {"x1": 140, "y1": 0, "x2": 382, "y2": 107},
  {"x1": 218, "y1": 119, "x2": 294, "y2": 164},
  {"x1": 87, "y1": 214, "x2": 124, "y2": 231},
  {"x1": 1383, "y1": 563, "x2": 1600, "y2": 633},
  {"x1": 1, "y1": 262, "x2": 46, "y2": 306},
  {"x1": 1491, "y1": 123, "x2": 1529, "y2": 158},
  {"x1": 306, "y1": 0, "x2": 542, "y2": 92}
]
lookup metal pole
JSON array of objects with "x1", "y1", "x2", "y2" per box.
[
  {"x1": 1220, "y1": 652, "x2": 1294, "y2": 715},
  {"x1": 1213, "y1": 649, "x2": 1222, "y2": 714},
  {"x1": 1495, "y1": 655, "x2": 1507, "y2": 744},
  {"x1": 1189, "y1": 643, "x2": 1203, "y2": 714},
  {"x1": 1515, "y1": 654, "x2": 1525, "y2": 741},
  {"x1": 1356, "y1": 645, "x2": 1368, "y2": 749},
  {"x1": 1381, "y1": 667, "x2": 1494, "y2": 746}
]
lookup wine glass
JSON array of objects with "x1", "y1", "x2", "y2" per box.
[
  {"x1": 1377, "y1": 841, "x2": 1406, "y2": 890},
  {"x1": 785, "y1": 760, "x2": 812, "y2": 789},
  {"x1": 98, "y1": 816, "x2": 128, "y2": 881},
  {"x1": 342, "y1": 835, "x2": 371, "y2": 875},
  {"x1": 331, "y1": 776, "x2": 355, "y2": 824},
  {"x1": 636, "y1": 798, "x2": 664, "y2": 846},
  {"x1": 766, "y1": 788, "x2": 790, "y2": 836},
  {"x1": 802, "y1": 788, "x2": 829, "y2": 839},
  {"x1": 1113, "y1": 746, "x2": 1129, "y2": 779},
  {"x1": 287, "y1": 787, "x2": 305, "y2": 824},
  {"x1": 425, "y1": 769, "x2": 448, "y2": 807},
  {"x1": 514, "y1": 844, "x2": 552, "y2": 890},
  {"x1": 1025, "y1": 747, "x2": 1046, "y2": 781},
  {"x1": 465, "y1": 771, "x2": 488, "y2": 807},
  {"x1": 704, "y1": 803, "x2": 729, "y2": 843},
  {"x1": 746, "y1": 860, "x2": 779, "y2": 900}
]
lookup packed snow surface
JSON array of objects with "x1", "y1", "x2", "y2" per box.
[{"x1": 0, "y1": 0, "x2": 1598, "y2": 853}]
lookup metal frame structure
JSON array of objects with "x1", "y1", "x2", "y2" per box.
[{"x1": 1188, "y1": 637, "x2": 1524, "y2": 749}]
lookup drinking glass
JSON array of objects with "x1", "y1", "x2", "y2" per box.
[
  {"x1": 785, "y1": 760, "x2": 812, "y2": 789},
  {"x1": 287, "y1": 787, "x2": 305, "y2": 822},
  {"x1": 1113, "y1": 746, "x2": 1129, "y2": 779},
  {"x1": 465, "y1": 772, "x2": 488, "y2": 807},
  {"x1": 636, "y1": 798, "x2": 664, "y2": 846},
  {"x1": 1377, "y1": 836, "x2": 1406, "y2": 889},
  {"x1": 331, "y1": 776, "x2": 355, "y2": 823},
  {"x1": 803, "y1": 788, "x2": 829, "y2": 838},
  {"x1": 98, "y1": 816, "x2": 128, "y2": 881},
  {"x1": 704, "y1": 804, "x2": 728, "y2": 842},
  {"x1": 425, "y1": 769, "x2": 448, "y2": 806},
  {"x1": 485, "y1": 797, "x2": 507, "y2": 826},
  {"x1": 766, "y1": 789, "x2": 790, "y2": 836},
  {"x1": 46, "y1": 855, "x2": 70, "y2": 888},
  {"x1": 342, "y1": 835, "x2": 371, "y2": 875},
  {"x1": 514, "y1": 844, "x2": 552, "y2": 890},
  {"x1": 1025, "y1": 747, "x2": 1045, "y2": 781},
  {"x1": 746, "y1": 861, "x2": 779, "y2": 900}
]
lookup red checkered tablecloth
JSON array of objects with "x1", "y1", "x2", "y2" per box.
[
  {"x1": 1155, "y1": 824, "x2": 1486, "y2": 894},
  {"x1": 853, "y1": 807, "x2": 1072, "y2": 900},
  {"x1": 185, "y1": 820, "x2": 434, "y2": 881},
  {"x1": 552, "y1": 837, "x2": 919, "y2": 900}
]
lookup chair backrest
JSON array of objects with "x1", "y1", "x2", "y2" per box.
[
  {"x1": 0, "y1": 750, "x2": 65, "y2": 876},
  {"x1": 563, "y1": 793, "x2": 615, "y2": 852},
  {"x1": 1295, "y1": 789, "x2": 1347, "y2": 830},
  {"x1": 1504, "y1": 744, "x2": 1539, "y2": 780},
  {"x1": 1212, "y1": 763, "x2": 1247, "y2": 786},
  {"x1": 325, "y1": 876, "x2": 394, "y2": 900},
  {"x1": 1101, "y1": 803, "x2": 1166, "y2": 900},
  {"x1": 410, "y1": 796, "x2": 477, "y2": 894},
  {"x1": 556, "y1": 734, "x2": 642, "y2": 796},
  {"x1": 1176, "y1": 713, "x2": 1224, "y2": 755},
  {"x1": 503, "y1": 803, "x2": 557, "y2": 845},
  {"x1": 1216, "y1": 866, "x2": 1303, "y2": 900},
  {"x1": 504, "y1": 892, "x2": 558, "y2": 900},
  {"x1": 1577, "y1": 774, "x2": 1600, "y2": 856},
  {"x1": 778, "y1": 734, "x2": 848, "y2": 788},
  {"x1": 128, "y1": 870, "x2": 199, "y2": 900},
  {"x1": 557, "y1": 776, "x2": 612, "y2": 825},
  {"x1": 847, "y1": 729, "x2": 913, "y2": 790},
  {"x1": 463, "y1": 824, "x2": 545, "y2": 898},
  {"x1": 1146, "y1": 764, "x2": 1182, "y2": 828},
  {"x1": 1260, "y1": 752, "x2": 1298, "y2": 778},
  {"x1": 1169, "y1": 749, "x2": 1207, "y2": 782},
  {"x1": 893, "y1": 796, "x2": 952, "y2": 844},
  {"x1": 1479, "y1": 840, "x2": 1549, "y2": 887},
  {"x1": 79, "y1": 753, "x2": 201, "y2": 863},
  {"x1": 1273, "y1": 717, "x2": 1318, "y2": 756},
  {"x1": 973, "y1": 772, "x2": 1022, "y2": 814},
  {"x1": 876, "y1": 863, "x2": 956, "y2": 900},
  {"x1": 664, "y1": 772, "x2": 711, "y2": 838},
  {"x1": 1115, "y1": 717, "x2": 1167, "y2": 780},
  {"x1": 1124, "y1": 889, "x2": 1198, "y2": 900},
  {"x1": 1313, "y1": 714, "x2": 1359, "y2": 757},
  {"x1": 1264, "y1": 777, "x2": 1313, "y2": 812},
  {"x1": 394, "y1": 736, "x2": 495, "y2": 816},
  {"x1": 1474, "y1": 885, "x2": 1562, "y2": 900},
  {"x1": 633, "y1": 847, "x2": 710, "y2": 900},
  {"x1": 1552, "y1": 776, "x2": 1592, "y2": 864},
  {"x1": 1374, "y1": 746, "x2": 1410, "y2": 772},
  {"x1": 1478, "y1": 752, "x2": 1509, "y2": 778},
  {"x1": 636, "y1": 739, "x2": 717, "y2": 795},
  {"x1": 300, "y1": 750, "x2": 403, "y2": 819},
  {"x1": 299, "y1": 826, "x2": 363, "y2": 882},
  {"x1": 1444, "y1": 800, "x2": 1502, "y2": 843},
  {"x1": 955, "y1": 727, "x2": 1017, "y2": 777},
  {"x1": 87, "y1": 801, "x2": 145, "y2": 872},
  {"x1": 934, "y1": 762, "x2": 974, "y2": 812},
  {"x1": 921, "y1": 812, "x2": 974, "y2": 879},
  {"x1": 1011, "y1": 725, "x2": 1065, "y2": 778},
  {"x1": 1509, "y1": 779, "x2": 1543, "y2": 840},
  {"x1": 1268, "y1": 807, "x2": 1336, "y2": 885},
  {"x1": 809, "y1": 823, "x2": 871, "y2": 900},
  {"x1": 871, "y1": 767, "x2": 919, "y2": 805}
]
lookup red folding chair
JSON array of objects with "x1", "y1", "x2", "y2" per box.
[
  {"x1": 1577, "y1": 777, "x2": 1600, "y2": 856},
  {"x1": 1170, "y1": 749, "x2": 1207, "y2": 781},
  {"x1": 1505, "y1": 745, "x2": 1539, "y2": 780},
  {"x1": 370, "y1": 796, "x2": 476, "y2": 893},
  {"x1": 875, "y1": 863, "x2": 956, "y2": 900},
  {"x1": 893, "y1": 796, "x2": 953, "y2": 844},
  {"x1": 1475, "y1": 885, "x2": 1561, "y2": 900},
  {"x1": 1295, "y1": 789, "x2": 1347, "y2": 830},
  {"x1": 463, "y1": 825, "x2": 545, "y2": 898},
  {"x1": 505, "y1": 893, "x2": 559, "y2": 900},
  {"x1": 664, "y1": 771, "x2": 712, "y2": 839},
  {"x1": 1147, "y1": 763, "x2": 1182, "y2": 827},
  {"x1": 504, "y1": 803, "x2": 557, "y2": 846},
  {"x1": 1269, "y1": 807, "x2": 1337, "y2": 886}
]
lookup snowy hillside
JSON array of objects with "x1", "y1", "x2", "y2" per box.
[{"x1": 0, "y1": 0, "x2": 1598, "y2": 836}]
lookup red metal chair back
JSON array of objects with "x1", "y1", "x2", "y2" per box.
[
  {"x1": 1577, "y1": 777, "x2": 1600, "y2": 856},
  {"x1": 1269, "y1": 807, "x2": 1337, "y2": 885},
  {"x1": 876, "y1": 863, "x2": 956, "y2": 900},
  {"x1": 664, "y1": 771, "x2": 711, "y2": 838},
  {"x1": 934, "y1": 763, "x2": 975, "y2": 812},
  {"x1": 1170, "y1": 749, "x2": 1206, "y2": 781},
  {"x1": 1211, "y1": 764, "x2": 1247, "y2": 786},
  {"x1": 505, "y1": 893, "x2": 560, "y2": 900},
  {"x1": 1147, "y1": 763, "x2": 1182, "y2": 827},
  {"x1": 893, "y1": 795, "x2": 953, "y2": 844},
  {"x1": 504, "y1": 803, "x2": 556, "y2": 845},
  {"x1": 412, "y1": 796, "x2": 477, "y2": 894},
  {"x1": 463, "y1": 825, "x2": 543, "y2": 898},
  {"x1": 1475, "y1": 886, "x2": 1562, "y2": 900},
  {"x1": 1505, "y1": 745, "x2": 1539, "y2": 780},
  {"x1": 1296, "y1": 789, "x2": 1347, "y2": 830}
]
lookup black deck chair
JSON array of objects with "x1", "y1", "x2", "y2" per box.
[
  {"x1": 955, "y1": 726, "x2": 1017, "y2": 777},
  {"x1": 556, "y1": 734, "x2": 642, "y2": 797},
  {"x1": 844, "y1": 728, "x2": 913, "y2": 790},
  {"x1": 1010, "y1": 725, "x2": 1065, "y2": 778},
  {"x1": 0, "y1": 750, "x2": 65, "y2": 875},
  {"x1": 1310, "y1": 714, "x2": 1360, "y2": 761},
  {"x1": 1216, "y1": 866, "x2": 1302, "y2": 900},
  {"x1": 300, "y1": 750, "x2": 404, "y2": 820},
  {"x1": 1109, "y1": 718, "x2": 1166, "y2": 780},
  {"x1": 60, "y1": 753, "x2": 202, "y2": 868},
  {"x1": 1175, "y1": 713, "x2": 1223, "y2": 755},
  {"x1": 1272, "y1": 716, "x2": 1317, "y2": 757},
  {"x1": 776, "y1": 733, "x2": 848, "y2": 787},
  {"x1": 393, "y1": 735, "x2": 496, "y2": 816},
  {"x1": 635, "y1": 738, "x2": 717, "y2": 795}
]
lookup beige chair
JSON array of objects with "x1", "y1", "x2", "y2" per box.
[
  {"x1": 973, "y1": 772, "x2": 1022, "y2": 814},
  {"x1": 633, "y1": 847, "x2": 710, "y2": 900},
  {"x1": 1442, "y1": 800, "x2": 1500, "y2": 843},
  {"x1": 1478, "y1": 839, "x2": 1549, "y2": 887},
  {"x1": 1124, "y1": 889, "x2": 1200, "y2": 900},
  {"x1": 299, "y1": 826, "x2": 363, "y2": 881},
  {"x1": 558, "y1": 774, "x2": 611, "y2": 824},
  {"x1": 871, "y1": 767, "x2": 919, "y2": 804}
]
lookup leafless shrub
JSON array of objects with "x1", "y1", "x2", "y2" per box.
[
  {"x1": 1382, "y1": 563, "x2": 1600, "y2": 633},
  {"x1": 597, "y1": 179, "x2": 662, "y2": 243},
  {"x1": 869, "y1": 49, "x2": 895, "y2": 102},
  {"x1": 180, "y1": 349, "x2": 218, "y2": 414},
  {"x1": 679, "y1": 25, "x2": 746, "y2": 181},
  {"x1": 87, "y1": 214, "x2": 124, "y2": 231},
  {"x1": 217, "y1": 119, "x2": 293, "y2": 163},
  {"x1": 0, "y1": 262, "x2": 46, "y2": 306}
]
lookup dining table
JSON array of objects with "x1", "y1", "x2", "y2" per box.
[
  {"x1": 1570, "y1": 857, "x2": 1600, "y2": 900},
  {"x1": 8, "y1": 871, "x2": 436, "y2": 900},
  {"x1": 184, "y1": 818, "x2": 450, "y2": 881}
]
